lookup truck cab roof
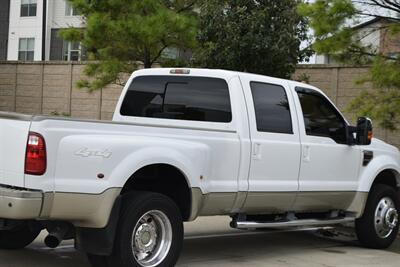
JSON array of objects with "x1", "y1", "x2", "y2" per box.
[{"x1": 132, "y1": 67, "x2": 325, "y2": 96}]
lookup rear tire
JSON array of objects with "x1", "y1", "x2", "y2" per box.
[
  {"x1": 0, "y1": 222, "x2": 41, "y2": 250},
  {"x1": 87, "y1": 191, "x2": 183, "y2": 267},
  {"x1": 356, "y1": 184, "x2": 399, "y2": 249}
]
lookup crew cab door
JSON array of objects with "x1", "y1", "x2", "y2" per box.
[
  {"x1": 239, "y1": 75, "x2": 301, "y2": 214},
  {"x1": 292, "y1": 86, "x2": 362, "y2": 211}
]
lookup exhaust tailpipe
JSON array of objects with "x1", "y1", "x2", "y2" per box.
[{"x1": 44, "y1": 225, "x2": 69, "y2": 248}]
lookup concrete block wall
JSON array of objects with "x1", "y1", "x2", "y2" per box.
[
  {"x1": 0, "y1": 62, "x2": 399, "y2": 148},
  {"x1": 0, "y1": 61, "x2": 124, "y2": 121},
  {"x1": 0, "y1": 64, "x2": 16, "y2": 111},
  {"x1": 42, "y1": 64, "x2": 71, "y2": 116}
]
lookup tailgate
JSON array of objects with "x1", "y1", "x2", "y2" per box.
[{"x1": 0, "y1": 113, "x2": 32, "y2": 187}]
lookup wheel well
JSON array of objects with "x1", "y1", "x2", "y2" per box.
[
  {"x1": 372, "y1": 169, "x2": 400, "y2": 190},
  {"x1": 121, "y1": 164, "x2": 191, "y2": 221}
]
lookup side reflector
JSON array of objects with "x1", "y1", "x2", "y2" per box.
[{"x1": 25, "y1": 132, "x2": 47, "y2": 175}]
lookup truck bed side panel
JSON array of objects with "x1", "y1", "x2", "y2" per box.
[{"x1": 27, "y1": 118, "x2": 241, "y2": 195}]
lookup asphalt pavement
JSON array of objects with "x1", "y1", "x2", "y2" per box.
[{"x1": 1, "y1": 216, "x2": 399, "y2": 267}]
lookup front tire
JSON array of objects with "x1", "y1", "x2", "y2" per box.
[
  {"x1": 356, "y1": 184, "x2": 399, "y2": 249},
  {"x1": 0, "y1": 222, "x2": 41, "y2": 250},
  {"x1": 106, "y1": 191, "x2": 183, "y2": 267}
]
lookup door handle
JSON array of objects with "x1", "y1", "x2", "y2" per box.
[
  {"x1": 253, "y1": 143, "x2": 261, "y2": 160},
  {"x1": 303, "y1": 145, "x2": 311, "y2": 162}
]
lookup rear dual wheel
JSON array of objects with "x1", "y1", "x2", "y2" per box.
[
  {"x1": 0, "y1": 222, "x2": 41, "y2": 250},
  {"x1": 87, "y1": 191, "x2": 183, "y2": 267}
]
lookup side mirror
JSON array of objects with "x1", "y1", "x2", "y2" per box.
[{"x1": 356, "y1": 117, "x2": 373, "y2": 145}]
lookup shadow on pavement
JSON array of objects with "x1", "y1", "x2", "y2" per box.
[{"x1": 0, "y1": 230, "x2": 399, "y2": 267}]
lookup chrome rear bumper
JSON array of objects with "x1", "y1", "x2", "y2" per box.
[{"x1": 0, "y1": 185, "x2": 43, "y2": 220}]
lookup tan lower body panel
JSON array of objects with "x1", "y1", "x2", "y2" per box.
[
  {"x1": 190, "y1": 189, "x2": 368, "y2": 220},
  {"x1": 243, "y1": 191, "x2": 368, "y2": 217},
  {"x1": 41, "y1": 188, "x2": 121, "y2": 228},
  {"x1": 295, "y1": 192, "x2": 354, "y2": 211},
  {"x1": 38, "y1": 188, "x2": 368, "y2": 228},
  {"x1": 242, "y1": 192, "x2": 296, "y2": 214},
  {"x1": 292, "y1": 191, "x2": 368, "y2": 215},
  {"x1": 346, "y1": 192, "x2": 368, "y2": 217},
  {"x1": 189, "y1": 188, "x2": 242, "y2": 219},
  {"x1": 198, "y1": 192, "x2": 237, "y2": 216}
]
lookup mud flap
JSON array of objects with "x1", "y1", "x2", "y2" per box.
[{"x1": 75, "y1": 195, "x2": 122, "y2": 256}]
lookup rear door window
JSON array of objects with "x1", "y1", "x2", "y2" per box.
[
  {"x1": 250, "y1": 82, "x2": 293, "y2": 134},
  {"x1": 120, "y1": 76, "x2": 232, "y2": 123}
]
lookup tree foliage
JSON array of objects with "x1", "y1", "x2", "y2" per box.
[
  {"x1": 298, "y1": 0, "x2": 400, "y2": 130},
  {"x1": 61, "y1": 0, "x2": 198, "y2": 91},
  {"x1": 196, "y1": 0, "x2": 312, "y2": 79}
]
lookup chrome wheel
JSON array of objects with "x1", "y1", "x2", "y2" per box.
[
  {"x1": 374, "y1": 197, "x2": 399, "y2": 238},
  {"x1": 131, "y1": 210, "x2": 172, "y2": 267}
]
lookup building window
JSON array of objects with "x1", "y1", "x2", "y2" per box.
[
  {"x1": 163, "y1": 48, "x2": 179, "y2": 59},
  {"x1": 21, "y1": 0, "x2": 37, "y2": 17},
  {"x1": 65, "y1": 1, "x2": 79, "y2": 16},
  {"x1": 18, "y1": 38, "x2": 35, "y2": 61},
  {"x1": 63, "y1": 41, "x2": 81, "y2": 61}
]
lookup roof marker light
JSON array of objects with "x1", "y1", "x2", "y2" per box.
[{"x1": 170, "y1": 69, "x2": 190, "y2": 75}]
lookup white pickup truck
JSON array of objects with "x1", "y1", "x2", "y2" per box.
[{"x1": 0, "y1": 68, "x2": 399, "y2": 267}]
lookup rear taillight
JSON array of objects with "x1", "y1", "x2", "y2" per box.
[{"x1": 25, "y1": 132, "x2": 46, "y2": 175}]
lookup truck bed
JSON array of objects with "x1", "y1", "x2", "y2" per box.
[{"x1": 0, "y1": 111, "x2": 241, "y2": 196}]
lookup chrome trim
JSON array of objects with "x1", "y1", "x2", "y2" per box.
[
  {"x1": 0, "y1": 185, "x2": 42, "y2": 198},
  {"x1": 234, "y1": 217, "x2": 356, "y2": 229},
  {"x1": 131, "y1": 210, "x2": 172, "y2": 267},
  {"x1": 374, "y1": 197, "x2": 398, "y2": 238}
]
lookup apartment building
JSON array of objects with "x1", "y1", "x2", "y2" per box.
[
  {"x1": 0, "y1": 0, "x2": 11, "y2": 60},
  {"x1": 0, "y1": 0, "x2": 190, "y2": 62},
  {"x1": 0, "y1": 0, "x2": 84, "y2": 61},
  {"x1": 315, "y1": 18, "x2": 400, "y2": 64}
]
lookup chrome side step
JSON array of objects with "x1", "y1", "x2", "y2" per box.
[{"x1": 233, "y1": 217, "x2": 355, "y2": 229}]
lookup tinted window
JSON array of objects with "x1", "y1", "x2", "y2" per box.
[
  {"x1": 296, "y1": 88, "x2": 347, "y2": 143},
  {"x1": 250, "y1": 82, "x2": 293, "y2": 134},
  {"x1": 120, "y1": 76, "x2": 232, "y2": 123}
]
